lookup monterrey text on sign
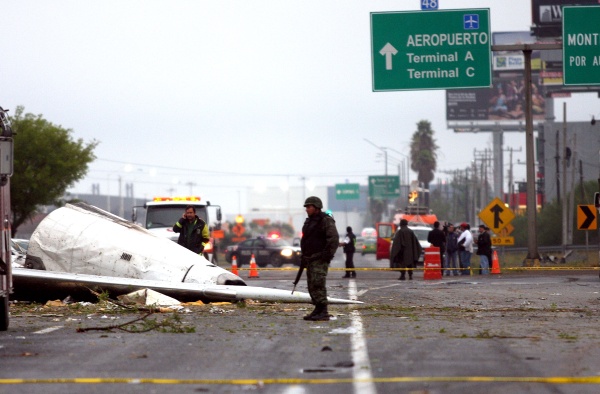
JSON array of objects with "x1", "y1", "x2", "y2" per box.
[{"x1": 563, "y1": 6, "x2": 600, "y2": 85}]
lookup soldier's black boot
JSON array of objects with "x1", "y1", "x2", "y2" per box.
[
  {"x1": 308, "y1": 304, "x2": 330, "y2": 321},
  {"x1": 399, "y1": 272, "x2": 406, "y2": 280},
  {"x1": 303, "y1": 305, "x2": 319, "y2": 320}
]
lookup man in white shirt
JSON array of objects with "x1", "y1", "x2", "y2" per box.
[{"x1": 457, "y1": 223, "x2": 474, "y2": 276}]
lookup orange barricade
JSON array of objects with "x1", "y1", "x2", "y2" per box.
[
  {"x1": 491, "y1": 250, "x2": 501, "y2": 274},
  {"x1": 248, "y1": 254, "x2": 260, "y2": 278},
  {"x1": 231, "y1": 255, "x2": 239, "y2": 276},
  {"x1": 424, "y1": 247, "x2": 442, "y2": 280}
]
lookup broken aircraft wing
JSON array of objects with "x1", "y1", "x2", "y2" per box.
[
  {"x1": 15, "y1": 203, "x2": 361, "y2": 305},
  {"x1": 11, "y1": 268, "x2": 361, "y2": 304}
]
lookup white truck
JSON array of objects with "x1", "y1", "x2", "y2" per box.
[{"x1": 132, "y1": 196, "x2": 222, "y2": 261}]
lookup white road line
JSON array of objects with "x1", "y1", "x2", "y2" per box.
[
  {"x1": 348, "y1": 280, "x2": 376, "y2": 394},
  {"x1": 356, "y1": 283, "x2": 402, "y2": 297},
  {"x1": 33, "y1": 326, "x2": 63, "y2": 334},
  {"x1": 281, "y1": 385, "x2": 306, "y2": 394}
]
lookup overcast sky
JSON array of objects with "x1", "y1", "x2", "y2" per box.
[{"x1": 2, "y1": 0, "x2": 595, "y2": 217}]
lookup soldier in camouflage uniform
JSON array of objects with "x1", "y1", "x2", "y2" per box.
[{"x1": 300, "y1": 196, "x2": 339, "y2": 321}]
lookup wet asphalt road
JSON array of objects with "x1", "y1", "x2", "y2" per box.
[{"x1": 2, "y1": 253, "x2": 600, "y2": 394}]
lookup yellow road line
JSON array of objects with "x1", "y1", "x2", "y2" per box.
[{"x1": 2, "y1": 376, "x2": 600, "y2": 385}]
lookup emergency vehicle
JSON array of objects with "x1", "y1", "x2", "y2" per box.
[
  {"x1": 0, "y1": 106, "x2": 13, "y2": 331},
  {"x1": 375, "y1": 206, "x2": 437, "y2": 263},
  {"x1": 132, "y1": 196, "x2": 222, "y2": 261}
]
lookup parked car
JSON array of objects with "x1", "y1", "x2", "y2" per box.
[
  {"x1": 361, "y1": 227, "x2": 377, "y2": 238},
  {"x1": 356, "y1": 236, "x2": 376, "y2": 255},
  {"x1": 225, "y1": 236, "x2": 301, "y2": 267}
]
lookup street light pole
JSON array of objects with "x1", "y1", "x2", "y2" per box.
[
  {"x1": 388, "y1": 147, "x2": 411, "y2": 187},
  {"x1": 364, "y1": 138, "x2": 388, "y2": 176}
]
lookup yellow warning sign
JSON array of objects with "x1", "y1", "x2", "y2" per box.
[
  {"x1": 491, "y1": 236, "x2": 515, "y2": 246},
  {"x1": 479, "y1": 198, "x2": 515, "y2": 233},
  {"x1": 500, "y1": 223, "x2": 514, "y2": 236},
  {"x1": 577, "y1": 205, "x2": 597, "y2": 230}
]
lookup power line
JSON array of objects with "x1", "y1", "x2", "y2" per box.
[{"x1": 93, "y1": 158, "x2": 378, "y2": 178}]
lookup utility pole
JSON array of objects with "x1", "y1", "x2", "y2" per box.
[
  {"x1": 579, "y1": 159, "x2": 588, "y2": 251},
  {"x1": 118, "y1": 176, "x2": 124, "y2": 219},
  {"x1": 509, "y1": 148, "x2": 514, "y2": 209},
  {"x1": 185, "y1": 182, "x2": 197, "y2": 195},
  {"x1": 562, "y1": 102, "x2": 568, "y2": 254},
  {"x1": 465, "y1": 168, "x2": 471, "y2": 223},
  {"x1": 505, "y1": 146, "x2": 522, "y2": 211},
  {"x1": 568, "y1": 133, "x2": 577, "y2": 245},
  {"x1": 473, "y1": 148, "x2": 494, "y2": 220},
  {"x1": 523, "y1": 47, "x2": 540, "y2": 264},
  {"x1": 555, "y1": 129, "x2": 561, "y2": 204}
]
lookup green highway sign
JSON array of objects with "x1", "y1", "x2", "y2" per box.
[
  {"x1": 335, "y1": 183, "x2": 360, "y2": 200},
  {"x1": 368, "y1": 176, "x2": 400, "y2": 198},
  {"x1": 371, "y1": 9, "x2": 492, "y2": 91},
  {"x1": 563, "y1": 6, "x2": 600, "y2": 85}
]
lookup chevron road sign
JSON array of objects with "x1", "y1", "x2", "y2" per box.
[{"x1": 577, "y1": 205, "x2": 597, "y2": 230}]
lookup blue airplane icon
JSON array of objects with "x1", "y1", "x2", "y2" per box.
[{"x1": 463, "y1": 14, "x2": 479, "y2": 30}]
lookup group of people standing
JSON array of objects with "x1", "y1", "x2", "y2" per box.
[
  {"x1": 427, "y1": 221, "x2": 493, "y2": 276},
  {"x1": 177, "y1": 198, "x2": 497, "y2": 323}
]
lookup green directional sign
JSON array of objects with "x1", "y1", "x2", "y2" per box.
[
  {"x1": 371, "y1": 9, "x2": 492, "y2": 91},
  {"x1": 563, "y1": 6, "x2": 600, "y2": 85},
  {"x1": 368, "y1": 176, "x2": 400, "y2": 198},
  {"x1": 335, "y1": 183, "x2": 360, "y2": 200}
]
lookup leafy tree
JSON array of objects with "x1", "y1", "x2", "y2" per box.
[
  {"x1": 10, "y1": 106, "x2": 98, "y2": 235},
  {"x1": 410, "y1": 120, "x2": 438, "y2": 190},
  {"x1": 510, "y1": 179, "x2": 599, "y2": 247}
]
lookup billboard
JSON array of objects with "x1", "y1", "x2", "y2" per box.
[
  {"x1": 531, "y1": 0, "x2": 600, "y2": 37},
  {"x1": 447, "y1": 32, "x2": 545, "y2": 124},
  {"x1": 447, "y1": 72, "x2": 546, "y2": 122}
]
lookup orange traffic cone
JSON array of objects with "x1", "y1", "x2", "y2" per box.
[
  {"x1": 491, "y1": 250, "x2": 501, "y2": 274},
  {"x1": 231, "y1": 255, "x2": 239, "y2": 276},
  {"x1": 248, "y1": 254, "x2": 260, "y2": 278}
]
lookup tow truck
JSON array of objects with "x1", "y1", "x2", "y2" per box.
[
  {"x1": 0, "y1": 106, "x2": 14, "y2": 331},
  {"x1": 132, "y1": 196, "x2": 222, "y2": 261}
]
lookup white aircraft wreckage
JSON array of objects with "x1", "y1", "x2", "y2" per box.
[{"x1": 13, "y1": 203, "x2": 362, "y2": 305}]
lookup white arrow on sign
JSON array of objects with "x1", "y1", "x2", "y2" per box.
[{"x1": 379, "y1": 43, "x2": 398, "y2": 70}]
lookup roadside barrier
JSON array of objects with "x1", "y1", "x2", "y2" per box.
[
  {"x1": 231, "y1": 255, "x2": 239, "y2": 276},
  {"x1": 423, "y1": 247, "x2": 442, "y2": 280},
  {"x1": 491, "y1": 250, "x2": 501, "y2": 274},
  {"x1": 248, "y1": 254, "x2": 260, "y2": 278}
]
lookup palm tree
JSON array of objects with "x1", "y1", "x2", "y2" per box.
[{"x1": 410, "y1": 120, "x2": 438, "y2": 194}]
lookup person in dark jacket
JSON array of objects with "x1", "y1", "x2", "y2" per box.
[
  {"x1": 445, "y1": 224, "x2": 460, "y2": 276},
  {"x1": 300, "y1": 196, "x2": 339, "y2": 321},
  {"x1": 339, "y1": 226, "x2": 356, "y2": 278},
  {"x1": 475, "y1": 224, "x2": 492, "y2": 275},
  {"x1": 390, "y1": 219, "x2": 422, "y2": 280},
  {"x1": 427, "y1": 221, "x2": 446, "y2": 276},
  {"x1": 172, "y1": 205, "x2": 210, "y2": 255}
]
